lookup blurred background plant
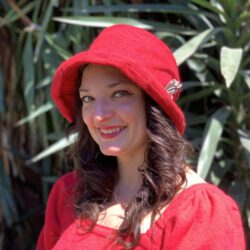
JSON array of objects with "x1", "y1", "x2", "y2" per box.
[{"x1": 0, "y1": 0, "x2": 249, "y2": 249}]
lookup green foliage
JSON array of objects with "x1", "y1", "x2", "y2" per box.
[{"x1": 0, "y1": 0, "x2": 249, "y2": 248}]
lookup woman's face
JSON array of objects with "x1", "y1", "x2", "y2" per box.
[{"x1": 79, "y1": 64, "x2": 148, "y2": 158}]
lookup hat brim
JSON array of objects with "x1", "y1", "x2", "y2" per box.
[{"x1": 51, "y1": 50, "x2": 185, "y2": 134}]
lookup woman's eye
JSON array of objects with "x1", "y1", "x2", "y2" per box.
[
  {"x1": 81, "y1": 96, "x2": 94, "y2": 103},
  {"x1": 113, "y1": 90, "x2": 131, "y2": 98}
]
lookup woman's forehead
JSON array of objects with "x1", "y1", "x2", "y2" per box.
[
  {"x1": 80, "y1": 64, "x2": 140, "y2": 90},
  {"x1": 82, "y1": 64, "x2": 126, "y2": 78}
]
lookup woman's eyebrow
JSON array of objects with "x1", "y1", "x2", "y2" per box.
[
  {"x1": 79, "y1": 87, "x2": 89, "y2": 93},
  {"x1": 79, "y1": 80, "x2": 131, "y2": 92}
]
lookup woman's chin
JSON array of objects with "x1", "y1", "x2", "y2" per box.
[{"x1": 100, "y1": 146, "x2": 123, "y2": 156}]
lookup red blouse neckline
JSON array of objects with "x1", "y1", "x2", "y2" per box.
[{"x1": 81, "y1": 182, "x2": 216, "y2": 237}]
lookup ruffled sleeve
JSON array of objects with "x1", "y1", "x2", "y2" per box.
[
  {"x1": 160, "y1": 184, "x2": 246, "y2": 250},
  {"x1": 37, "y1": 172, "x2": 76, "y2": 250}
]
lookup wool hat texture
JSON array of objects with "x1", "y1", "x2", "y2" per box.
[{"x1": 51, "y1": 24, "x2": 185, "y2": 134}]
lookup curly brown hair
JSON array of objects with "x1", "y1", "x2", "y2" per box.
[{"x1": 67, "y1": 85, "x2": 194, "y2": 249}]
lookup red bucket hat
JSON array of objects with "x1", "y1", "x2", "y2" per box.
[{"x1": 51, "y1": 24, "x2": 185, "y2": 134}]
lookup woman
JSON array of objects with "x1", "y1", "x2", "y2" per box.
[{"x1": 37, "y1": 24, "x2": 245, "y2": 249}]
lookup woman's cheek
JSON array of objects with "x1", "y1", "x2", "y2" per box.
[
  {"x1": 120, "y1": 100, "x2": 143, "y2": 116},
  {"x1": 82, "y1": 108, "x2": 91, "y2": 126},
  {"x1": 118, "y1": 99, "x2": 137, "y2": 110}
]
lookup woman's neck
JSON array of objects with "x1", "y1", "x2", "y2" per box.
[{"x1": 114, "y1": 154, "x2": 145, "y2": 203}]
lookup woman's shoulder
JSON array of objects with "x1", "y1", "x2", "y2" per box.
[
  {"x1": 57, "y1": 170, "x2": 77, "y2": 184},
  {"x1": 165, "y1": 169, "x2": 241, "y2": 219},
  {"x1": 37, "y1": 171, "x2": 77, "y2": 250},
  {"x1": 177, "y1": 169, "x2": 238, "y2": 208},
  {"x1": 53, "y1": 171, "x2": 77, "y2": 189},
  {"x1": 155, "y1": 170, "x2": 245, "y2": 249},
  {"x1": 48, "y1": 171, "x2": 77, "y2": 201}
]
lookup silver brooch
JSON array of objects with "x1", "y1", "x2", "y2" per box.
[{"x1": 165, "y1": 79, "x2": 182, "y2": 95}]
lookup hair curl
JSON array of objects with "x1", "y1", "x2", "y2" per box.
[{"x1": 67, "y1": 89, "x2": 194, "y2": 249}]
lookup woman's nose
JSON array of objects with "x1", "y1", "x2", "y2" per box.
[{"x1": 93, "y1": 99, "x2": 114, "y2": 123}]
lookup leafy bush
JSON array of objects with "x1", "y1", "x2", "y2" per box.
[{"x1": 0, "y1": 0, "x2": 249, "y2": 248}]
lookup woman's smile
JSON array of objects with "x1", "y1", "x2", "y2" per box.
[{"x1": 99, "y1": 126, "x2": 127, "y2": 139}]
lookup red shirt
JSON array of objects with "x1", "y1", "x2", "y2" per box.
[{"x1": 37, "y1": 172, "x2": 245, "y2": 249}]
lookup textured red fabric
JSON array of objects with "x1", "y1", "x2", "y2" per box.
[
  {"x1": 51, "y1": 24, "x2": 185, "y2": 134},
  {"x1": 37, "y1": 172, "x2": 76, "y2": 250},
  {"x1": 37, "y1": 172, "x2": 246, "y2": 250}
]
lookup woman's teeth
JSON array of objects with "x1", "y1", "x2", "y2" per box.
[{"x1": 100, "y1": 127, "x2": 124, "y2": 134}]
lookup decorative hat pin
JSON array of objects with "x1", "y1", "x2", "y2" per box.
[{"x1": 165, "y1": 79, "x2": 182, "y2": 95}]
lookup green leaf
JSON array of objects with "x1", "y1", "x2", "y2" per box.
[
  {"x1": 42, "y1": 42, "x2": 63, "y2": 74},
  {"x1": 145, "y1": 20, "x2": 196, "y2": 34},
  {"x1": 34, "y1": 0, "x2": 57, "y2": 62},
  {"x1": 207, "y1": 158, "x2": 232, "y2": 185},
  {"x1": 63, "y1": 3, "x2": 197, "y2": 14},
  {"x1": 15, "y1": 102, "x2": 54, "y2": 127},
  {"x1": 35, "y1": 76, "x2": 52, "y2": 89},
  {"x1": 220, "y1": 46, "x2": 243, "y2": 88},
  {"x1": 174, "y1": 28, "x2": 221, "y2": 65},
  {"x1": 197, "y1": 106, "x2": 231, "y2": 179},
  {"x1": 238, "y1": 12, "x2": 250, "y2": 23},
  {"x1": 185, "y1": 112, "x2": 208, "y2": 126},
  {"x1": 53, "y1": 16, "x2": 153, "y2": 29},
  {"x1": 63, "y1": 3, "x2": 219, "y2": 22},
  {"x1": 236, "y1": 31, "x2": 250, "y2": 48},
  {"x1": 53, "y1": 16, "x2": 196, "y2": 35},
  {"x1": 22, "y1": 34, "x2": 35, "y2": 113},
  {"x1": 0, "y1": 2, "x2": 35, "y2": 27},
  {"x1": 155, "y1": 31, "x2": 185, "y2": 44},
  {"x1": 181, "y1": 81, "x2": 212, "y2": 91},
  {"x1": 45, "y1": 35, "x2": 72, "y2": 60},
  {"x1": 191, "y1": 0, "x2": 225, "y2": 16},
  {"x1": 238, "y1": 129, "x2": 250, "y2": 167},
  {"x1": 240, "y1": 70, "x2": 250, "y2": 89},
  {"x1": 178, "y1": 85, "x2": 221, "y2": 105},
  {"x1": 26, "y1": 133, "x2": 78, "y2": 164},
  {"x1": 228, "y1": 179, "x2": 246, "y2": 212},
  {"x1": 32, "y1": 0, "x2": 42, "y2": 22}
]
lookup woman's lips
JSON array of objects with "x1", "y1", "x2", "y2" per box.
[{"x1": 99, "y1": 126, "x2": 126, "y2": 139}]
